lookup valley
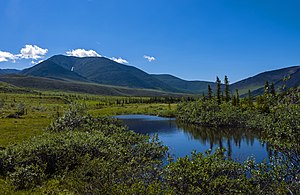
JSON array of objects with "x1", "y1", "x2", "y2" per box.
[{"x1": 1, "y1": 1, "x2": 299, "y2": 194}]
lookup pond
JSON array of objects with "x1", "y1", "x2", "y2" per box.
[{"x1": 115, "y1": 114, "x2": 271, "y2": 162}]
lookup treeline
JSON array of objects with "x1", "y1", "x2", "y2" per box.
[
  {"x1": 43, "y1": 92, "x2": 194, "y2": 105},
  {"x1": 0, "y1": 106, "x2": 298, "y2": 194},
  {"x1": 177, "y1": 75, "x2": 292, "y2": 128},
  {"x1": 205, "y1": 76, "x2": 277, "y2": 109}
]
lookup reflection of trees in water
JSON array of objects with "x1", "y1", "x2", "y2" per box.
[
  {"x1": 176, "y1": 121, "x2": 264, "y2": 159},
  {"x1": 176, "y1": 121, "x2": 299, "y2": 173}
]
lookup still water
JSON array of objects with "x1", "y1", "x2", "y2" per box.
[{"x1": 115, "y1": 114, "x2": 270, "y2": 162}]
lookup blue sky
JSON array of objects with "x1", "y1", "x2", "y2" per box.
[{"x1": 0, "y1": 0, "x2": 299, "y2": 82}]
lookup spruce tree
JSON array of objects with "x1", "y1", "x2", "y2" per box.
[
  {"x1": 216, "y1": 76, "x2": 221, "y2": 104},
  {"x1": 236, "y1": 89, "x2": 240, "y2": 106},
  {"x1": 270, "y1": 83, "x2": 276, "y2": 96},
  {"x1": 264, "y1": 81, "x2": 270, "y2": 94},
  {"x1": 207, "y1": 84, "x2": 212, "y2": 100},
  {"x1": 232, "y1": 95, "x2": 237, "y2": 106},
  {"x1": 224, "y1": 75, "x2": 230, "y2": 102},
  {"x1": 248, "y1": 90, "x2": 253, "y2": 107}
]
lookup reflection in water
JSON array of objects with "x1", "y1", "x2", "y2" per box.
[
  {"x1": 119, "y1": 117, "x2": 177, "y2": 135},
  {"x1": 176, "y1": 122, "x2": 266, "y2": 159},
  {"x1": 115, "y1": 115, "x2": 270, "y2": 162}
]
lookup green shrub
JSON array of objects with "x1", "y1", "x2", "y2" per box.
[
  {"x1": 9, "y1": 164, "x2": 45, "y2": 190},
  {"x1": 164, "y1": 150, "x2": 249, "y2": 194},
  {"x1": 177, "y1": 100, "x2": 251, "y2": 127}
]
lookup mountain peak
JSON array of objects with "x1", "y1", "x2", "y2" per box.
[{"x1": 19, "y1": 55, "x2": 179, "y2": 92}]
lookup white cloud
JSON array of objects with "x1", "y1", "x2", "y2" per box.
[
  {"x1": 66, "y1": 49, "x2": 101, "y2": 57},
  {"x1": 110, "y1": 57, "x2": 128, "y2": 64},
  {"x1": 0, "y1": 51, "x2": 17, "y2": 62},
  {"x1": 31, "y1": 59, "x2": 44, "y2": 65},
  {"x1": 17, "y1": 45, "x2": 48, "y2": 60},
  {"x1": 0, "y1": 44, "x2": 48, "y2": 64},
  {"x1": 143, "y1": 55, "x2": 156, "y2": 62}
]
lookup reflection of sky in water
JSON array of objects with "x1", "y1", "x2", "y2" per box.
[{"x1": 115, "y1": 114, "x2": 269, "y2": 163}]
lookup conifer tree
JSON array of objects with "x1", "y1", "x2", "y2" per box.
[
  {"x1": 248, "y1": 90, "x2": 253, "y2": 107},
  {"x1": 232, "y1": 95, "x2": 237, "y2": 106},
  {"x1": 264, "y1": 81, "x2": 270, "y2": 94},
  {"x1": 236, "y1": 89, "x2": 240, "y2": 106},
  {"x1": 216, "y1": 76, "x2": 221, "y2": 104},
  {"x1": 270, "y1": 83, "x2": 276, "y2": 96},
  {"x1": 224, "y1": 75, "x2": 230, "y2": 102},
  {"x1": 207, "y1": 84, "x2": 212, "y2": 100}
]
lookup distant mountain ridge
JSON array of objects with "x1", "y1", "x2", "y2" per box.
[
  {"x1": 0, "y1": 69, "x2": 20, "y2": 75},
  {"x1": 231, "y1": 66, "x2": 300, "y2": 95},
  {"x1": 151, "y1": 74, "x2": 216, "y2": 94},
  {"x1": 1, "y1": 55, "x2": 299, "y2": 96}
]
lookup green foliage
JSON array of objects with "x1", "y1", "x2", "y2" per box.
[
  {"x1": 266, "y1": 104, "x2": 300, "y2": 148},
  {"x1": 9, "y1": 164, "x2": 45, "y2": 190},
  {"x1": 164, "y1": 150, "x2": 293, "y2": 194},
  {"x1": 177, "y1": 90, "x2": 300, "y2": 146},
  {"x1": 47, "y1": 104, "x2": 123, "y2": 133},
  {"x1": 0, "y1": 99, "x2": 4, "y2": 111},
  {"x1": 177, "y1": 99, "x2": 251, "y2": 127},
  {"x1": 0, "y1": 108, "x2": 168, "y2": 192},
  {"x1": 164, "y1": 150, "x2": 247, "y2": 194}
]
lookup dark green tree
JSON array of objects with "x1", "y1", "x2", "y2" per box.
[
  {"x1": 270, "y1": 83, "x2": 276, "y2": 96},
  {"x1": 207, "y1": 84, "x2": 212, "y2": 100},
  {"x1": 247, "y1": 90, "x2": 253, "y2": 107},
  {"x1": 264, "y1": 81, "x2": 270, "y2": 94},
  {"x1": 216, "y1": 76, "x2": 221, "y2": 104},
  {"x1": 232, "y1": 95, "x2": 237, "y2": 106},
  {"x1": 236, "y1": 89, "x2": 240, "y2": 106},
  {"x1": 224, "y1": 75, "x2": 230, "y2": 102}
]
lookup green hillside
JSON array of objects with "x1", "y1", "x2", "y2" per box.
[
  {"x1": 248, "y1": 68, "x2": 300, "y2": 96},
  {"x1": 231, "y1": 66, "x2": 300, "y2": 95},
  {"x1": 152, "y1": 74, "x2": 215, "y2": 94},
  {"x1": 0, "y1": 81, "x2": 35, "y2": 93},
  {"x1": 21, "y1": 60, "x2": 89, "y2": 82},
  {"x1": 0, "y1": 74, "x2": 184, "y2": 97}
]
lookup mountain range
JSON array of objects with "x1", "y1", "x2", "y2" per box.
[
  {"x1": 0, "y1": 55, "x2": 299, "y2": 96},
  {"x1": 0, "y1": 69, "x2": 20, "y2": 75}
]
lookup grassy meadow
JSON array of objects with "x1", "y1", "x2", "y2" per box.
[{"x1": 0, "y1": 90, "x2": 177, "y2": 147}]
